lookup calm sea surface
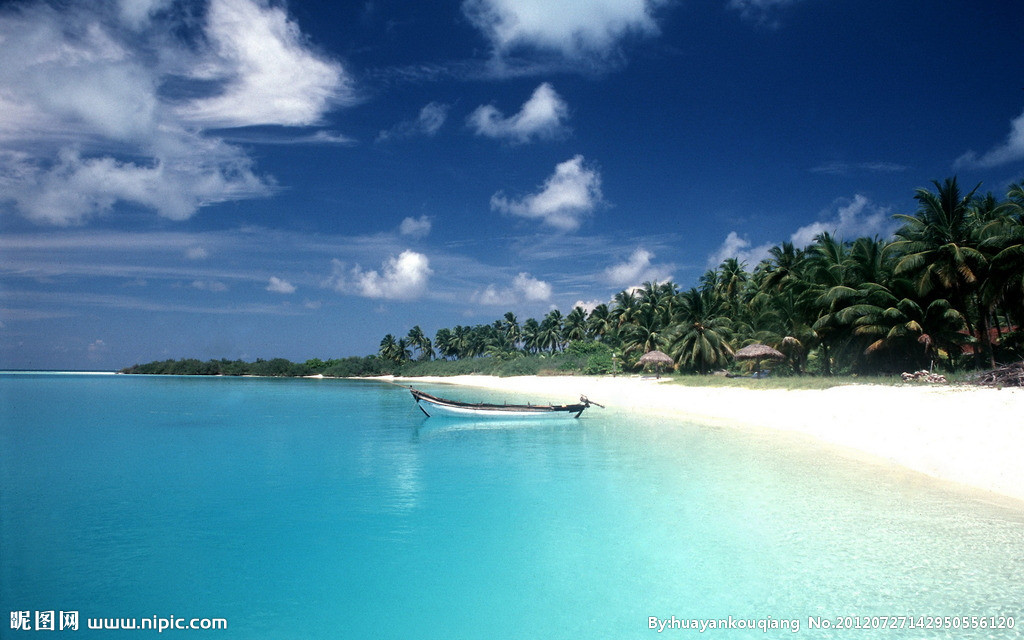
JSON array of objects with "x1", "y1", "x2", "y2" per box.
[{"x1": 2, "y1": 373, "x2": 1023, "y2": 638}]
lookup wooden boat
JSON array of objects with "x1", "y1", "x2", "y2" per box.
[{"x1": 409, "y1": 387, "x2": 599, "y2": 419}]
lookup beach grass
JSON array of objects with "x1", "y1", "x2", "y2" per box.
[{"x1": 662, "y1": 374, "x2": 908, "y2": 390}]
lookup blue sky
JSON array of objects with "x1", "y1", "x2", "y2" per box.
[{"x1": 1, "y1": 0, "x2": 1023, "y2": 370}]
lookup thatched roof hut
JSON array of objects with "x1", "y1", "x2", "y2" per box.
[
  {"x1": 734, "y1": 344, "x2": 784, "y2": 361},
  {"x1": 638, "y1": 350, "x2": 674, "y2": 377},
  {"x1": 638, "y1": 350, "x2": 674, "y2": 365}
]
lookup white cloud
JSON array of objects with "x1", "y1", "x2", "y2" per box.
[
  {"x1": 177, "y1": 0, "x2": 353, "y2": 127},
  {"x1": 491, "y1": 155, "x2": 602, "y2": 231},
  {"x1": 185, "y1": 246, "x2": 209, "y2": 260},
  {"x1": 377, "y1": 102, "x2": 449, "y2": 142},
  {"x1": 513, "y1": 272, "x2": 552, "y2": 301},
  {"x1": 707, "y1": 232, "x2": 774, "y2": 268},
  {"x1": 462, "y1": 0, "x2": 662, "y2": 61},
  {"x1": 956, "y1": 107, "x2": 1024, "y2": 168},
  {"x1": 399, "y1": 215, "x2": 432, "y2": 238},
  {"x1": 572, "y1": 299, "x2": 603, "y2": 314},
  {"x1": 8, "y1": 146, "x2": 268, "y2": 226},
  {"x1": 468, "y1": 83, "x2": 569, "y2": 143},
  {"x1": 790, "y1": 194, "x2": 892, "y2": 247},
  {"x1": 604, "y1": 248, "x2": 672, "y2": 287},
  {"x1": 475, "y1": 272, "x2": 552, "y2": 305},
  {"x1": 266, "y1": 276, "x2": 296, "y2": 294},
  {"x1": 0, "y1": 0, "x2": 348, "y2": 226},
  {"x1": 330, "y1": 250, "x2": 433, "y2": 300}
]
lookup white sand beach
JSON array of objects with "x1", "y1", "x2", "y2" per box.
[{"x1": 394, "y1": 375, "x2": 1024, "y2": 505}]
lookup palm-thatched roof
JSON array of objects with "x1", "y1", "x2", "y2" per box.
[
  {"x1": 638, "y1": 350, "x2": 674, "y2": 365},
  {"x1": 734, "y1": 343, "x2": 784, "y2": 360}
]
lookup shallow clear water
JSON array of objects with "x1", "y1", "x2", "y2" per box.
[{"x1": 2, "y1": 374, "x2": 1022, "y2": 638}]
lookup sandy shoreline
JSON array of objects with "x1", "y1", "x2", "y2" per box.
[{"x1": 391, "y1": 374, "x2": 1024, "y2": 505}]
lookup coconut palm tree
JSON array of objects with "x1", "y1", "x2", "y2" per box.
[
  {"x1": 664, "y1": 287, "x2": 734, "y2": 374},
  {"x1": 563, "y1": 306, "x2": 589, "y2": 343},
  {"x1": 378, "y1": 334, "x2": 399, "y2": 362},
  {"x1": 890, "y1": 177, "x2": 991, "y2": 366},
  {"x1": 434, "y1": 328, "x2": 456, "y2": 360},
  {"x1": 839, "y1": 278, "x2": 970, "y2": 372},
  {"x1": 521, "y1": 318, "x2": 542, "y2": 354},
  {"x1": 406, "y1": 325, "x2": 433, "y2": 361},
  {"x1": 500, "y1": 312, "x2": 521, "y2": 351},
  {"x1": 587, "y1": 304, "x2": 613, "y2": 342},
  {"x1": 539, "y1": 309, "x2": 565, "y2": 353}
]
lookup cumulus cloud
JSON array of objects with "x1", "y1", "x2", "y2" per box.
[
  {"x1": 399, "y1": 215, "x2": 432, "y2": 238},
  {"x1": 177, "y1": 0, "x2": 353, "y2": 127},
  {"x1": 329, "y1": 250, "x2": 432, "y2": 300},
  {"x1": 377, "y1": 102, "x2": 449, "y2": 142},
  {"x1": 266, "y1": 276, "x2": 296, "y2": 294},
  {"x1": 0, "y1": 0, "x2": 350, "y2": 226},
  {"x1": 707, "y1": 232, "x2": 774, "y2": 269},
  {"x1": 468, "y1": 83, "x2": 569, "y2": 143},
  {"x1": 956, "y1": 107, "x2": 1024, "y2": 168},
  {"x1": 490, "y1": 155, "x2": 602, "y2": 231},
  {"x1": 604, "y1": 248, "x2": 672, "y2": 287},
  {"x1": 462, "y1": 0, "x2": 662, "y2": 61},
  {"x1": 475, "y1": 272, "x2": 552, "y2": 305},
  {"x1": 790, "y1": 194, "x2": 893, "y2": 247}
]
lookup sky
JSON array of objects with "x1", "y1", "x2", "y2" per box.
[{"x1": 1, "y1": 0, "x2": 1023, "y2": 370}]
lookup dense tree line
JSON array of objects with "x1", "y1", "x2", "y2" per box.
[
  {"x1": 380, "y1": 178, "x2": 1024, "y2": 376},
  {"x1": 120, "y1": 356, "x2": 391, "y2": 377}
]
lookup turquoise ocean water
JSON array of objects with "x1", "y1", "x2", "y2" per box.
[{"x1": 2, "y1": 373, "x2": 1023, "y2": 638}]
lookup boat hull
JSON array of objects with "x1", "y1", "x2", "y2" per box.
[{"x1": 409, "y1": 388, "x2": 589, "y2": 419}]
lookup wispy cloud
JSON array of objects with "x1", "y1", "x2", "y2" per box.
[
  {"x1": 728, "y1": 0, "x2": 807, "y2": 27},
  {"x1": 377, "y1": 102, "x2": 449, "y2": 142},
  {"x1": 0, "y1": 0, "x2": 351, "y2": 226},
  {"x1": 956, "y1": 107, "x2": 1024, "y2": 168},
  {"x1": 604, "y1": 248, "x2": 672, "y2": 287},
  {"x1": 491, "y1": 155, "x2": 602, "y2": 231},
  {"x1": 468, "y1": 83, "x2": 569, "y2": 143},
  {"x1": 266, "y1": 276, "x2": 296, "y2": 294},
  {"x1": 399, "y1": 215, "x2": 432, "y2": 239},
  {"x1": 707, "y1": 232, "x2": 774, "y2": 269},
  {"x1": 790, "y1": 194, "x2": 893, "y2": 247},
  {"x1": 810, "y1": 161, "x2": 908, "y2": 175},
  {"x1": 475, "y1": 272, "x2": 552, "y2": 305}
]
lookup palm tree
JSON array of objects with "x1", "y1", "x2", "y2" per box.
[
  {"x1": 563, "y1": 307, "x2": 588, "y2": 343},
  {"x1": 619, "y1": 305, "x2": 668, "y2": 360},
  {"x1": 587, "y1": 304, "x2": 613, "y2": 342},
  {"x1": 406, "y1": 325, "x2": 433, "y2": 361},
  {"x1": 839, "y1": 278, "x2": 970, "y2": 372},
  {"x1": 500, "y1": 312, "x2": 521, "y2": 351},
  {"x1": 890, "y1": 177, "x2": 990, "y2": 366},
  {"x1": 521, "y1": 318, "x2": 542, "y2": 354},
  {"x1": 610, "y1": 289, "x2": 639, "y2": 329},
  {"x1": 434, "y1": 328, "x2": 456, "y2": 360},
  {"x1": 378, "y1": 334, "x2": 399, "y2": 362},
  {"x1": 664, "y1": 288, "x2": 734, "y2": 374},
  {"x1": 539, "y1": 309, "x2": 564, "y2": 353}
]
